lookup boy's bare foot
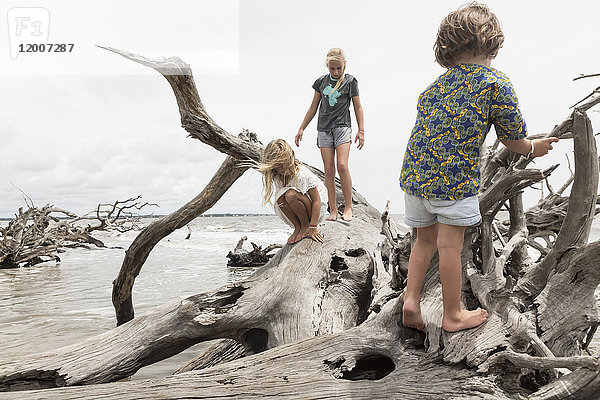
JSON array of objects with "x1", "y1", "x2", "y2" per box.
[
  {"x1": 442, "y1": 308, "x2": 488, "y2": 332},
  {"x1": 341, "y1": 208, "x2": 353, "y2": 222},
  {"x1": 402, "y1": 296, "x2": 424, "y2": 331},
  {"x1": 326, "y1": 211, "x2": 338, "y2": 221}
]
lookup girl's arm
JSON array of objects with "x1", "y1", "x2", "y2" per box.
[
  {"x1": 295, "y1": 91, "x2": 322, "y2": 147},
  {"x1": 352, "y1": 95, "x2": 365, "y2": 150},
  {"x1": 501, "y1": 137, "x2": 558, "y2": 158},
  {"x1": 306, "y1": 186, "x2": 324, "y2": 243}
]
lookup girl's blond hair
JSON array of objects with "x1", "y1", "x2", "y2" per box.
[
  {"x1": 434, "y1": 2, "x2": 504, "y2": 68},
  {"x1": 326, "y1": 48, "x2": 346, "y2": 93},
  {"x1": 257, "y1": 139, "x2": 301, "y2": 205}
]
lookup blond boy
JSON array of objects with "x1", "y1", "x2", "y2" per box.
[{"x1": 400, "y1": 2, "x2": 558, "y2": 332}]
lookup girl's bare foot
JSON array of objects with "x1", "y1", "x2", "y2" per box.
[
  {"x1": 341, "y1": 208, "x2": 353, "y2": 222},
  {"x1": 442, "y1": 308, "x2": 488, "y2": 332},
  {"x1": 326, "y1": 211, "x2": 338, "y2": 221},
  {"x1": 288, "y1": 229, "x2": 300, "y2": 244},
  {"x1": 402, "y1": 296, "x2": 424, "y2": 330},
  {"x1": 296, "y1": 226, "x2": 310, "y2": 241}
]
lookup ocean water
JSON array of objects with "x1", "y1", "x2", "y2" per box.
[
  {"x1": 0, "y1": 215, "x2": 598, "y2": 381},
  {"x1": 0, "y1": 215, "x2": 291, "y2": 380}
]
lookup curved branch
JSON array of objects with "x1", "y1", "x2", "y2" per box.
[
  {"x1": 479, "y1": 165, "x2": 558, "y2": 215},
  {"x1": 481, "y1": 123, "x2": 572, "y2": 193},
  {"x1": 98, "y1": 46, "x2": 264, "y2": 162},
  {"x1": 573, "y1": 73, "x2": 600, "y2": 81},
  {"x1": 112, "y1": 155, "x2": 249, "y2": 325}
]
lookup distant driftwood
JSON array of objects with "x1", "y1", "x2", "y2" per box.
[
  {"x1": 1, "y1": 49, "x2": 599, "y2": 400},
  {"x1": 226, "y1": 236, "x2": 282, "y2": 267},
  {"x1": 0, "y1": 196, "x2": 154, "y2": 269}
]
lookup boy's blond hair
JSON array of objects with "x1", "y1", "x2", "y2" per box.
[
  {"x1": 434, "y1": 2, "x2": 504, "y2": 68},
  {"x1": 257, "y1": 139, "x2": 300, "y2": 205}
]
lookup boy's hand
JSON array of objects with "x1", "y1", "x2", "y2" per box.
[
  {"x1": 532, "y1": 137, "x2": 559, "y2": 158},
  {"x1": 295, "y1": 129, "x2": 303, "y2": 147}
]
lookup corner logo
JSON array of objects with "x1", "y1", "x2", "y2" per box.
[{"x1": 7, "y1": 7, "x2": 50, "y2": 60}]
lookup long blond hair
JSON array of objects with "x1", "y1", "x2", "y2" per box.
[
  {"x1": 326, "y1": 48, "x2": 346, "y2": 93},
  {"x1": 257, "y1": 139, "x2": 301, "y2": 205}
]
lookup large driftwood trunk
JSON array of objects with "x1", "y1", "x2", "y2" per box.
[{"x1": 1, "y1": 49, "x2": 599, "y2": 399}]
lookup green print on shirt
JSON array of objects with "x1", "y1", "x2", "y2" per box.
[{"x1": 323, "y1": 84, "x2": 340, "y2": 106}]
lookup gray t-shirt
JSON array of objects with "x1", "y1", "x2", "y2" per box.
[{"x1": 312, "y1": 74, "x2": 359, "y2": 131}]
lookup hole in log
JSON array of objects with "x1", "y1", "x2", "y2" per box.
[
  {"x1": 344, "y1": 248, "x2": 366, "y2": 257},
  {"x1": 330, "y1": 256, "x2": 349, "y2": 272},
  {"x1": 192, "y1": 285, "x2": 245, "y2": 312},
  {"x1": 328, "y1": 354, "x2": 395, "y2": 381},
  {"x1": 216, "y1": 286, "x2": 245, "y2": 307},
  {"x1": 345, "y1": 355, "x2": 395, "y2": 380},
  {"x1": 241, "y1": 328, "x2": 269, "y2": 353},
  {"x1": 519, "y1": 369, "x2": 553, "y2": 392}
]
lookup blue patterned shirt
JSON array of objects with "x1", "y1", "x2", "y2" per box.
[{"x1": 400, "y1": 63, "x2": 527, "y2": 200}]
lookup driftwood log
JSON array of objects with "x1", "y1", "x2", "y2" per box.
[
  {"x1": 75, "y1": 195, "x2": 157, "y2": 234},
  {"x1": 226, "y1": 236, "x2": 282, "y2": 267},
  {"x1": 1, "y1": 49, "x2": 599, "y2": 399},
  {"x1": 0, "y1": 197, "x2": 154, "y2": 269}
]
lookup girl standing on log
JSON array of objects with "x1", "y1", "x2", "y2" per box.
[
  {"x1": 295, "y1": 48, "x2": 365, "y2": 222},
  {"x1": 399, "y1": 2, "x2": 559, "y2": 332},
  {"x1": 259, "y1": 139, "x2": 327, "y2": 244}
]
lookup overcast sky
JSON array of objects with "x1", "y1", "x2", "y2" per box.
[{"x1": 1, "y1": 0, "x2": 599, "y2": 218}]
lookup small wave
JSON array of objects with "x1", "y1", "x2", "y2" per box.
[{"x1": 204, "y1": 224, "x2": 239, "y2": 232}]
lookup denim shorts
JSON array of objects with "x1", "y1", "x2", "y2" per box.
[
  {"x1": 317, "y1": 126, "x2": 352, "y2": 148},
  {"x1": 403, "y1": 192, "x2": 481, "y2": 228}
]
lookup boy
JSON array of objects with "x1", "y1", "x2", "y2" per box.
[{"x1": 399, "y1": 2, "x2": 558, "y2": 332}]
